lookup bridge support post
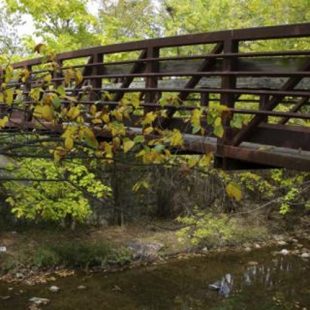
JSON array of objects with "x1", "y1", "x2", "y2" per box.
[
  {"x1": 145, "y1": 47, "x2": 159, "y2": 105},
  {"x1": 90, "y1": 53, "x2": 103, "y2": 104},
  {"x1": 215, "y1": 39, "x2": 239, "y2": 169}
]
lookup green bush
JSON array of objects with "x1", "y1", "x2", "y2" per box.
[
  {"x1": 31, "y1": 242, "x2": 131, "y2": 269},
  {"x1": 177, "y1": 210, "x2": 268, "y2": 247},
  {"x1": 33, "y1": 247, "x2": 60, "y2": 268}
]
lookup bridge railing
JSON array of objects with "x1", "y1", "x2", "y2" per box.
[{"x1": 1, "y1": 23, "x2": 310, "y2": 169}]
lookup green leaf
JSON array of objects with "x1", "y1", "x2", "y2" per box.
[
  {"x1": 52, "y1": 96, "x2": 62, "y2": 109},
  {"x1": 214, "y1": 125, "x2": 224, "y2": 138}
]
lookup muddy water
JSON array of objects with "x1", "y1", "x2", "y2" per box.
[{"x1": 0, "y1": 246, "x2": 309, "y2": 309}]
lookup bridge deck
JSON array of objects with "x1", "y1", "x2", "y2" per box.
[{"x1": 1, "y1": 23, "x2": 310, "y2": 170}]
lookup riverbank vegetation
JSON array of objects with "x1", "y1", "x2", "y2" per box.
[{"x1": 0, "y1": 0, "x2": 309, "y2": 281}]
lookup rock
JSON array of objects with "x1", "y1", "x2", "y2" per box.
[
  {"x1": 0, "y1": 246, "x2": 7, "y2": 253},
  {"x1": 301, "y1": 252, "x2": 310, "y2": 258},
  {"x1": 128, "y1": 241, "x2": 164, "y2": 261},
  {"x1": 16, "y1": 272, "x2": 24, "y2": 279},
  {"x1": 244, "y1": 247, "x2": 251, "y2": 252},
  {"x1": 279, "y1": 249, "x2": 289, "y2": 255},
  {"x1": 296, "y1": 243, "x2": 304, "y2": 248},
  {"x1": 112, "y1": 285, "x2": 122, "y2": 292},
  {"x1": 49, "y1": 285, "x2": 60, "y2": 293},
  {"x1": 201, "y1": 247, "x2": 208, "y2": 254},
  {"x1": 247, "y1": 261, "x2": 258, "y2": 266},
  {"x1": 77, "y1": 285, "x2": 87, "y2": 290},
  {"x1": 254, "y1": 243, "x2": 261, "y2": 249},
  {"x1": 291, "y1": 250, "x2": 300, "y2": 255},
  {"x1": 0, "y1": 296, "x2": 10, "y2": 300},
  {"x1": 291, "y1": 238, "x2": 298, "y2": 243},
  {"x1": 277, "y1": 240, "x2": 287, "y2": 246},
  {"x1": 273, "y1": 234, "x2": 285, "y2": 241},
  {"x1": 8, "y1": 287, "x2": 13, "y2": 291},
  {"x1": 29, "y1": 297, "x2": 50, "y2": 305}
]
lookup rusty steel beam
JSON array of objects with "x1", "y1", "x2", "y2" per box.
[
  {"x1": 218, "y1": 145, "x2": 310, "y2": 171},
  {"x1": 278, "y1": 97, "x2": 309, "y2": 125},
  {"x1": 12, "y1": 23, "x2": 310, "y2": 68},
  {"x1": 112, "y1": 49, "x2": 147, "y2": 102},
  {"x1": 231, "y1": 59, "x2": 310, "y2": 146},
  {"x1": 177, "y1": 43, "x2": 224, "y2": 102}
]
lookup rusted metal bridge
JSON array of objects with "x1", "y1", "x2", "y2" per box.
[{"x1": 1, "y1": 23, "x2": 310, "y2": 170}]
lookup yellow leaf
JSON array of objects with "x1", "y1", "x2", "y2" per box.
[
  {"x1": 123, "y1": 139, "x2": 135, "y2": 153},
  {"x1": 41, "y1": 105, "x2": 54, "y2": 121},
  {"x1": 80, "y1": 127, "x2": 98, "y2": 148},
  {"x1": 75, "y1": 70, "x2": 83, "y2": 85},
  {"x1": 102, "y1": 142, "x2": 113, "y2": 158},
  {"x1": 187, "y1": 156, "x2": 199, "y2": 168},
  {"x1": 170, "y1": 129, "x2": 183, "y2": 147},
  {"x1": 143, "y1": 126, "x2": 153, "y2": 135},
  {"x1": 102, "y1": 113, "x2": 110, "y2": 123},
  {"x1": 44, "y1": 73, "x2": 52, "y2": 83},
  {"x1": 64, "y1": 68, "x2": 75, "y2": 85},
  {"x1": 90, "y1": 104, "x2": 97, "y2": 115},
  {"x1": 33, "y1": 105, "x2": 54, "y2": 121},
  {"x1": 113, "y1": 109, "x2": 123, "y2": 121},
  {"x1": 30, "y1": 88, "x2": 42, "y2": 101},
  {"x1": 21, "y1": 68, "x2": 30, "y2": 83},
  {"x1": 0, "y1": 116, "x2": 9, "y2": 128},
  {"x1": 199, "y1": 153, "x2": 213, "y2": 167},
  {"x1": 191, "y1": 109, "x2": 202, "y2": 128},
  {"x1": 4, "y1": 65, "x2": 13, "y2": 83},
  {"x1": 64, "y1": 137, "x2": 74, "y2": 150},
  {"x1": 4, "y1": 88, "x2": 14, "y2": 105},
  {"x1": 226, "y1": 182, "x2": 243, "y2": 202},
  {"x1": 53, "y1": 146, "x2": 66, "y2": 162},
  {"x1": 142, "y1": 111, "x2": 157, "y2": 126},
  {"x1": 132, "y1": 180, "x2": 149, "y2": 192},
  {"x1": 67, "y1": 106, "x2": 80, "y2": 120},
  {"x1": 131, "y1": 96, "x2": 140, "y2": 109}
]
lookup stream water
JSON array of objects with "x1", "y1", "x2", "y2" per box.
[{"x1": 0, "y1": 246, "x2": 309, "y2": 309}]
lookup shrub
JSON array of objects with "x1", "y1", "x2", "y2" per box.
[
  {"x1": 177, "y1": 210, "x2": 268, "y2": 248},
  {"x1": 31, "y1": 241, "x2": 131, "y2": 269}
]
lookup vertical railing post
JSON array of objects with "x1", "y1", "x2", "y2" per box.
[
  {"x1": 54, "y1": 59, "x2": 63, "y2": 88},
  {"x1": 259, "y1": 94, "x2": 269, "y2": 123},
  {"x1": 144, "y1": 47, "x2": 159, "y2": 105},
  {"x1": 215, "y1": 39, "x2": 239, "y2": 169},
  {"x1": 200, "y1": 91, "x2": 209, "y2": 107},
  {"x1": 24, "y1": 64, "x2": 32, "y2": 121},
  {"x1": 90, "y1": 53, "x2": 103, "y2": 110}
]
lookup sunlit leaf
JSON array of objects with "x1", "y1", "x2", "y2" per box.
[
  {"x1": 226, "y1": 182, "x2": 243, "y2": 202},
  {"x1": 64, "y1": 137, "x2": 74, "y2": 150},
  {"x1": 41, "y1": 105, "x2": 54, "y2": 121},
  {"x1": 75, "y1": 70, "x2": 83, "y2": 85},
  {"x1": 0, "y1": 116, "x2": 9, "y2": 128},
  {"x1": 170, "y1": 129, "x2": 183, "y2": 147},
  {"x1": 142, "y1": 111, "x2": 156, "y2": 126},
  {"x1": 67, "y1": 106, "x2": 80, "y2": 120},
  {"x1": 4, "y1": 88, "x2": 14, "y2": 105},
  {"x1": 123, "y1": 139, "x2": 135, "y2": 153}
]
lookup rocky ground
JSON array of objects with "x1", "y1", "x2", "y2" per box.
[{"x1": 0, "y1": 219, "x2": 309, "y2": 287}]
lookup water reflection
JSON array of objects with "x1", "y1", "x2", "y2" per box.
[{"x1": 0, "y1": 248, "x2": 309, "y2": 309}]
